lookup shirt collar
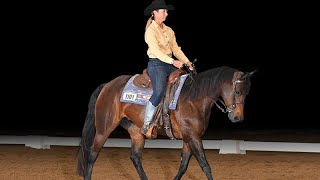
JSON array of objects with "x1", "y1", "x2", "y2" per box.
[{"x1": 151, "y1": 20, "x2": 168, "y2": 31}]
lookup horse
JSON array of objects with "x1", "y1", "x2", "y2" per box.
[{"x1": 76, "y1": 66, "x2": 256, "y2": 180}]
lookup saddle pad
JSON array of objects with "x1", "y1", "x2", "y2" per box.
[{"x1": 120, "y1": 74, "x2": 189, "y2": 110}]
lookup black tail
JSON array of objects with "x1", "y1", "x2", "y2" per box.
[{"x1": 76, "y1": 83, "x2": 106, "y2": 177}]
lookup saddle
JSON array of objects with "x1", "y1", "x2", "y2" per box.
[
  {"x1": 133, "y1": 69, "x2": 152, "y2": 89},
  {"x1": 133, "y1": 68, "x2": 186, "y2": 139},
  {"x1": 133, "y1": 68, "x2": 184, "y2": 89}
]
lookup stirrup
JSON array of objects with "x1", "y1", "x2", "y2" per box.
[{"x1": 141, "y1": 124, "x2": 158, "y2": 139}]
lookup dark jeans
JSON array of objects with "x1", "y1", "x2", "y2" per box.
[{"x1": 147, "y1": 58, "x2": 177, "y2": 106}]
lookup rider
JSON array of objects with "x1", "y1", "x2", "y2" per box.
[{"x1": 142, "y1": 0, "x2": 194, "y2": 135}]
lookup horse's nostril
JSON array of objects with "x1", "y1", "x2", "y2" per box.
[{"x1": 234, "y1": 116, "x2": 240, "y2": 122}]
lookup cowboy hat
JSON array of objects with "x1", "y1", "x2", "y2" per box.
[{"x1": 144, "y1": 0, "x2": 175, "y2": 16}]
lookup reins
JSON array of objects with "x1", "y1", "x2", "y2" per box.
[
  {"x1": 183, "y1": 59, "x2": 198, "y2": 85},
  {"x1": 214, "y1": 99, "x2": 229, "y2": 113}
]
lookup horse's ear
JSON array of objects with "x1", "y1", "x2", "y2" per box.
[
  {"x1": 248, "y1": 69, "x2": 257, "y2": 77},
  {"x1": 241, "y1": 69, "x2": 257, "y2": 79}
]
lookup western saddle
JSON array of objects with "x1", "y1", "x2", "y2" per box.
[{"x1": 133, "y1": 68, "x2": 186, "y2": 139}]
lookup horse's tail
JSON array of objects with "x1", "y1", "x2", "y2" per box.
[{"x1": 76, "y1": 83, "x2": 105, "y2": 177}]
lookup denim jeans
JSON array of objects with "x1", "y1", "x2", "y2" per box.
[{"x1": 147, "y1": 58, "x2": 177, "y2": 106}]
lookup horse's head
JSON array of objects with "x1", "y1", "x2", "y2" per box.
[{"x1": 220, "y1": 69, "x2": 256, "y2": 123}]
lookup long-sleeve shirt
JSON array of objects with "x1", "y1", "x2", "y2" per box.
[{"x1": 145, "y1": 20, "x2": 191, "y2": 65}]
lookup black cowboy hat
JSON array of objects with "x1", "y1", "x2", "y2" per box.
[{"x1": 144, "y1": 0, "x2": 175, "y2": 16}]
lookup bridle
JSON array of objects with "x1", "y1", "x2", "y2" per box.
[
  {"x1": 182, "y1": 61, "x2": 247, "y2": 113},
  {"x1": 214, "y1": 79, "x2": 246, "y2": 113}
]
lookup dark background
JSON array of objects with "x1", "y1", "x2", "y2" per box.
[{"x1": 3, "y1": 1, "x2": 318, "y2": 140}]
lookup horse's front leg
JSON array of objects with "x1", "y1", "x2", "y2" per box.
[
  {"x1": 188, "y1": 137, "x2": 213, "y2": 180},
  {"x1": 173, "y1": 142, "x2": 192, "y2": 180},
  {"x1": 122, "y1": 120, "x2": 148, "y2": 180}
]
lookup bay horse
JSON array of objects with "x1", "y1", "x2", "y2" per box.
[{"x1": 76, "y1": 66, "x2": 256, "y2": 180}]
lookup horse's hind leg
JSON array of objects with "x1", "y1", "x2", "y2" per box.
[
  {"x1": 120, "y1": 119, "x2": 148, "y2": 180},
  {"x1": 188, "y1": 138, "x2": 213, "y2": 180},
  {"x1": 83, "y1": 133, "x2": 107, "y2": 180},
  {"x1": 85, "y1": 121, "x2": 121, "y2": 180},
  {"x1": 173, "y1": 142, "x2": 192, "y2": 180},
  {"x1": 83, "y1": 130, "x2": 116, "y2": 180}
]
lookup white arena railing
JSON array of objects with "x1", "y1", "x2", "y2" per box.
[{"x1": 0, "y1": 135, "x2": 319, "y2": 154}]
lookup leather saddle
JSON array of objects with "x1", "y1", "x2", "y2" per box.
[
  {"x1": 133, "y1": 68, "x2": 186, "y2": 139},
  {"x1": 133, "y1": 68, "x2": 185, "y2": 89},
  {"x1": 133, "y1": 69, "x2": 152, "y2": 89}
]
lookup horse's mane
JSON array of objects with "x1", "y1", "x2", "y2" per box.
[{"x1": 182, "y1": 66, "x2": 238, "y2": 101}]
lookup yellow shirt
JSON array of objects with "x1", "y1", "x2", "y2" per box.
[{"x1": 145, "y1": 20, "x2": 191, "y2": 65}]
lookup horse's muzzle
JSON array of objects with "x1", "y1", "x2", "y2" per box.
[{"x1": 228, "y1": 112, "x2": 242, "y2": 123}]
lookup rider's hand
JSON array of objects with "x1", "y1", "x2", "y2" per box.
[
  {"x1": 172, "y1": 60, "x2": 184, "y2": 69},
  {"x1": 186, "y1": 61, "x2": 194, "y2": 70}
]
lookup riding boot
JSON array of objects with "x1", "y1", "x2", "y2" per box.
[{"x1": 141, "y1": 101, "x2": 158, "y2": 135}]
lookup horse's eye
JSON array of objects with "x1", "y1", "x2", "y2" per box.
[{"x1": 235, "y1": 91, "x2": 241, "y2": 95}]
